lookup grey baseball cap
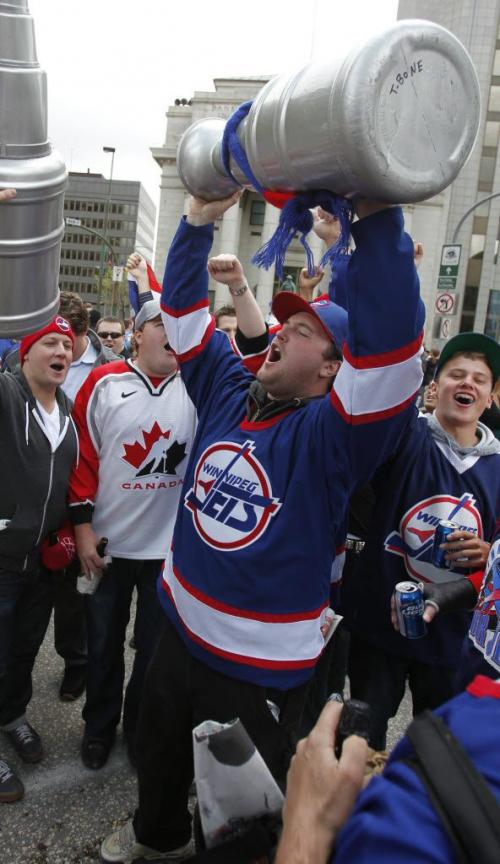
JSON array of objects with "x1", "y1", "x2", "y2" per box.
[{"x1": 134, "y1": 299, "x2": 161, "y2": 330}]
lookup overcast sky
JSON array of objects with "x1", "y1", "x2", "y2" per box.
[{"x1": 28, "y1": 0, "x2": 399, "y2": 206}]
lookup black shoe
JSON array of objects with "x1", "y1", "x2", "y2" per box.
[
  {"x1": 0, "y1": 759, "x2": 24, "y2": 803},
  {"x1": 59, "y1": 665, "x2": 87, "y2": 702},
  {"x1": 81, "y1": 735, "x2": 114, "y2": 770},
  {"x1": 4, "y1": 722, "x2": 43, "y2": 764}
]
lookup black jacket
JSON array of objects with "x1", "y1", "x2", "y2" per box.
[{"x1": 0, "y1": 370, "x2": 77, "y2": 572}]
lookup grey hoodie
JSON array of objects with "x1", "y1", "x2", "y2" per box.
[{"x1": 426, "y1": 412, "x2": 500, "y2": 459}]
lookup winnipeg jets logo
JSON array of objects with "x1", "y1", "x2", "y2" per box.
[
  {"x1": 185, "y1": 440, "x2": 281, "y2": 551},
  {"x1": 122, "y1": 421, "x2": 187, "y2": 478},
  {"x1": 384, "y1": 493, "x2": 482, "y2": 583}
]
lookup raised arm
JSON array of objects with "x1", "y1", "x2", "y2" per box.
[
  {"x1": 208, "y1": 254, "x2": 266, "y2": 339},
  {"x1": 126, "y1": 252, "x2": 154, "y2": 307},
  {"x1": 317, "y1": 203, "x2": 425, "y2": 489},
  {"x1": 161, "y1": 192, "x2": 254, "y2": 407}
]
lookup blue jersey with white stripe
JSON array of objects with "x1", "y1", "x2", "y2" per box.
[
  {"x1": 343, "y1": 419, "x2": 500, "y2": 668},
  {"x1": 158, "y1": 207, "x2": 424, "y2": 689}
]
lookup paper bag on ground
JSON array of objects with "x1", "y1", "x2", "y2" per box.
[{"x1": 193, "y1": 717, "x2": 284, "y2": 850}]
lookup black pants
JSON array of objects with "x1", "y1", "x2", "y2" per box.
[
  {"x1": 133, "y1": 620, "x2": 308, "y2": 852},
  {"x1": 83, "y1": 557, "x2": 164, "y2": 742},
  {"x1": 348, "y1": 633, "x2": 458, "y2": 750},
  {"x1": 300, "y1": 623, "x2": 350, "y2": 737},
  {"x1": 0, "y1": 566, "x2": 54, "y2": 727},
  {"x1": 53, "y1": 560, "x2": 87, "y2": 669}
]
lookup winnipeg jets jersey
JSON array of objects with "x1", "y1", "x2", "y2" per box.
[
  {"x1": 69, "y1": 360, "x2": 197, "y2": 559},
  {"x1": 158, "y1": 207, "x2": 425, "y2": 689},
  {"x1": 343, "y1": 418, "x2": 500, "y2": 667}
]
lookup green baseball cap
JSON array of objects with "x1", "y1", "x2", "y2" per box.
[{"x1": 436, "y1": 332, "x2": 500, "y2": 385}]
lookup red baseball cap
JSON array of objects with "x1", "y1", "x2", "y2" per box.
[
  {"x1": 272, "y1": 292, "x2": 348, "y2": 353},
  {"x1": 40, "y1": 522, "x2": 76, "y2": 571}
]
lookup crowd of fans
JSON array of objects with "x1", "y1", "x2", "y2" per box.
[{"x1": 0, "y1": 185, "x2": 499, "y2": 863}]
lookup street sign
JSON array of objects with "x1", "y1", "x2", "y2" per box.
[
  {"x1": 435, "y1": 292, "x2": 457, "y2": 315},
  {"x1": 437, "y1": 276, "x2": 457, "y2": 291},
  {"x1": 439, "y1": 263, "x2": 459, "y2": 278},
  {"x1": 439, "y1": 318, "x2": 452, "y2": 339},
  {"x1": 440, "y1": 244, "x2": 461, "y2": 269},
  {"x1": 112, "y1": 265, "x2": 125, "y2": 282},
  {"x1": 66, "y1": 217, "x2": 82, "y2": 227}
]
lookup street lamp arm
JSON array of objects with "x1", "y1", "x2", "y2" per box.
[
  {"x1": 65, "y1": 221, "x2": 117, "y2": 263},
  {"x1": 452, "y1": 192, "x2": 500, "y2": 243}
]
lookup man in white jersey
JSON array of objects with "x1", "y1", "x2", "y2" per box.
[{"x1": 69, "y1": 289, "x2": 197, "y2": 771}]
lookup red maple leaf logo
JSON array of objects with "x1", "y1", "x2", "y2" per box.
[{"x1": 122, "y1": 422, "x2": 171, "y2": 469}]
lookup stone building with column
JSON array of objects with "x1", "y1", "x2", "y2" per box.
[
  {"x1": 398, "y1": 0, "x2": 500, "y2": 345},
  {"x1": 151, "y1": 77, "x2": 328, "y2": 317}
]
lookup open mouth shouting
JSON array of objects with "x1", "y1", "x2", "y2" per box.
[
  {"x1": 49, "y1": 361, "x2": 66, "y2": 374},
  {"x1": 266, "y1": 341, "x2": 282, "y2": 364},
  {"x1": 454, "y1": 391, "x2": 475, "y2": 407}
]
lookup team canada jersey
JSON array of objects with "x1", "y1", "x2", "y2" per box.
[
  {"x1": 69, "y1": 360, "x2": 197, "y2": 559},
  {"x1": 343, "y1": 418, "x2": 500, "y2": 667},
  {"x1": 158, "y1": 207, "x2": 425, "y2": 689}
]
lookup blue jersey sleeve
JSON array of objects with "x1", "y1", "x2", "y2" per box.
[
  {"x1": 334, "y1": 759, "x2": 456, "y2": 863},
  {"x1": 160, "y1": 217, "x2": 253, "y2": 409},
  {"x1": 317, "y1": 207, "x2": 425, "y2": 489}
]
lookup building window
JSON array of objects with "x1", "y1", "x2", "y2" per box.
[
  {"x1": 478, "y1": 154, "x2": 496, "y2": 192},
  {"x1": 485, "y1": 289, "x2": 500, "y2": 340},
  {"x1": 485, "y1": 121, "x2": 500, "y2": 147},
  {"x1": 459, "y1": 285, "x2": 479, "y2": 332},
  {"x1": 489, "y1": 85, "x2": 500, "y2": 113},
  {"x1": 470, "y1": 233, "x2": 486, "y2": 259},
  {"x1": 250, "y1": 199, "x2": 266, "y2": 226},
  {"x1": 494, "y1": 49, "x2": 500, "y2": 77}
]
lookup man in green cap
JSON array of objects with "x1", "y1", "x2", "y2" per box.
[{"x1": 343, "y1": 330, "x2": 500, "y2": 751}]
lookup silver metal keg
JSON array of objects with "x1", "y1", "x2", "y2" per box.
[
  {"x1": 0, "y1": 0, "x2": 67, "y2": 338},
  {"x1": 177, "y1": 19, "x2": 480, "y2": 204}
]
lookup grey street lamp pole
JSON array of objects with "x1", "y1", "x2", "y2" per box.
[
  {"x1": 97, "y1": 146, "x2": 116, "y2": 304},
  {"x1": 452, "y1": 192, "x2": 500, "y2": 243}
]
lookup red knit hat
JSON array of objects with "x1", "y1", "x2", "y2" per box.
[{"x1": 20, "y1": 316, "x2": 76, "y2": 364}]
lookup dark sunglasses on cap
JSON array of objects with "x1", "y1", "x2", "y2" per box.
[{"x1": 98, "y1": 330, "x2": 123, "y2": 339}]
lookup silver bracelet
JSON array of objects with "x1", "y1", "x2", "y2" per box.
[{"x1": 228, "y1": 283, "x2": 248, "y2": 297}]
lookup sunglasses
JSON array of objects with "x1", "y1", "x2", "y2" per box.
[{"x1": 98, "y1": 331, "x2": 123, "y2": 339}]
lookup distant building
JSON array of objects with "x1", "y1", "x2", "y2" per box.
[
  {"x1": 398, "y1": 0, "x2": 500, "y2": 343},
  {"x1": 151, "y1": 78, "x2": 327, "y2": 315},
  {"x1": 60, "y1": 172, "x2": 156, "y2": 306}
]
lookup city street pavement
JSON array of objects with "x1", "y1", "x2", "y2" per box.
[{"x1": 0, "y1": 615, "x2": 412, "y2": 864}]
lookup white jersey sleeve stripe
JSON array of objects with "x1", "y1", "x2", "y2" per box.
[
  {"x1": 333, "y1": 347, "x2": 423, "y2": 420},
  {"x1": 162, "y1": 556, "x2": 326, "y2": 667},
  {"x1": 161, "y1": 307, "x2": 212, "y2": 357}
]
